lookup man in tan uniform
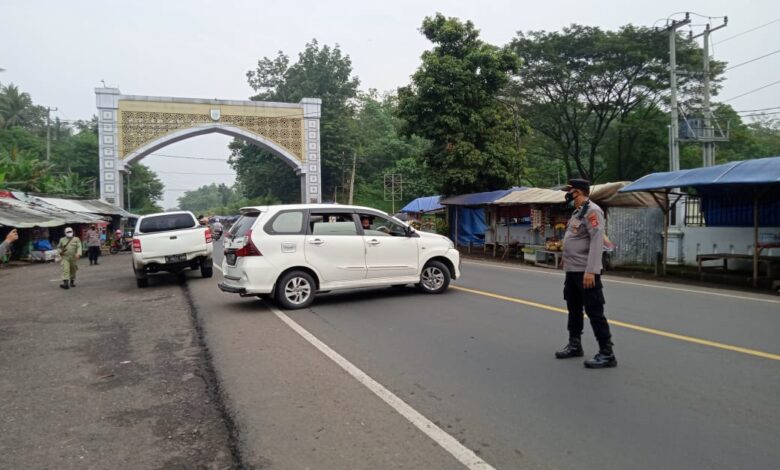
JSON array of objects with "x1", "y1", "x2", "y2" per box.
[{"x1": 58, "y1": 227, "x2": 82, "y2": 289}]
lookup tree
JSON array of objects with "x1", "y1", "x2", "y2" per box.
[
  {"x1": 398, "y1": 14, "x2": 524, "y2": 196},
  {"x1": 178, "y1": 183, "x2": 235, "y2": 213},
  {"x1": 348, "y1": 91, "x2": 431, "y2": 208},
  {"x1": 240, "y1": 40, "x2": 360, "y2": 201},
  {"x1": 127, "y1": 163, "x2": 164, "y2": 214},
  {"x1": 0, "y1": 146, "x2": 54, "y2": 192},
  {"x1": 509, "y1": 25, "x2": 722, "y2": 182}
]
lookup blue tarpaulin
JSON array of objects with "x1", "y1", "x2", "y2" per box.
[
  {"x1": 619, "y1": 156, "x2": 780, "y2": 192},
  {"x1": 400, "y1": 196, "x2": 444, "y2": 213},
  {"x1": 450, "y1": 206, "x2": 487, "y2": 247}
]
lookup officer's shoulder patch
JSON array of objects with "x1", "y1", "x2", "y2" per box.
[{"x1": 587, "y1": 212, "x2": 599, "y2": 227}]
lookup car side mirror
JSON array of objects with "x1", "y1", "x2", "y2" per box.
[{"x1": 404, "y1": 226, "x2": 414, "y2": 237}]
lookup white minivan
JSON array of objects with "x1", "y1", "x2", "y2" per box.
[{"x1": 218, "y1": 204, "x2": 461, "y2": 309}]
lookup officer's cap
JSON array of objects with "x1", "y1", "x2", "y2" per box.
[{"x1": 564, "y1": 178, "x2": 590, "y2": 192}]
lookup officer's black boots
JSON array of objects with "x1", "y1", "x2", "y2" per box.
[
  {"x1": 60, "y1": 281, "x2": 69, "y2": 290},
  {"x1": 555, "y1": 338, "x2": 584, "y2": 359},
  {"x1": 584, "y1": 344, "x2": 617, "y2": 369},
  {"x1": 70, "y1": 280, "x2": 75, "y2": 287}
]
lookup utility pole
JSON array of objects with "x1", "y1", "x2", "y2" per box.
[
  {"x1": 45, "y1": 107, "x2": 58, "y2": 161},
  {"x1": 126, "y1": 171, "x2": 132, "y2": 211},
  {"x1": 667, "y1": 14, "x2": 690, "y2": 172},
  {"x1": 692, "y1": 18, "x2": 727, "y2": 167},
  {"x1": 348, "y1": 151, "x2": 357, "y2": 205}
]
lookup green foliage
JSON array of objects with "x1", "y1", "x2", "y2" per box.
[
  {"x1": 0, "y1": 146, "x2": 54, "y2": 192},
  {"x1": 177, "y1": 182, "x2": 277, "y2": 215},
  {"x1": 398, "y1": 14, "x2": 525, "y2": 196},
  {"x1": 127, "y1": 163, "x2": 164, "y2": 214},
  {"x1": 509, "y1": 25, "x2": 723, "y2": 182},
  {"x1": 242, "y1": 40, "x2": 360, "y2": 200},
  {"x1": 228, "y1": 140, "x2": 300, "y2": 203}
]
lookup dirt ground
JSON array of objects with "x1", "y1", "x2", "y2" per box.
[{"x1": 0, "y1": 253, "x2": 241, "y2": 469}]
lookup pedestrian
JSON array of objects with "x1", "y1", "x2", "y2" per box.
[
  {"x1": 86, "y1": 225, "x2": 101, "y2": 265},
  {"x1": 1, "y1": 228, "x2": 19, "y2": 260},
  {"x1": 555, "y1": 178, "x2": 617, "y2": 368},
  {"x1": 57, "y1": 227, "x2": 82, "y2": 290}
]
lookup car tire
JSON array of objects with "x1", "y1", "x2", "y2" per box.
[
  {"x1": 275, "y1": 270, "x2": 316, "y2": 310},
  {"x1": 136, "y1": 277, "x2": 149, "y2": 288},
  {"x1": 201, "y1": 264, "x2": 213, "y2": 278},
  {"x1": 416, "y1": 260, "x2": 451, "y2": 294}
]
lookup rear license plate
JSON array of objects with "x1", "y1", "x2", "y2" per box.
[
  {"x1": 226, "y1": 253, "x2": 237, "y2": 266},
  {"x1": 165, "y1": 254, "x2": 187, "y2": 263}
]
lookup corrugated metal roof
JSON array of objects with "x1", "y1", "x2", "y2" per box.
[
  {"x1": 439, "y1": 187, "x2": 524, "y2": 206},
  {"x1": 35, "y1": 196, "x2": 135, "y2": 217},
  {"x1": 494, "y1": 182, "x2": 658, "y2": 207},
  {"x1": 494, "y1": 188, "x2": 563, "y2": 204},
  {"x1": 620, "y1": 156, "x2": 780, "y2": 192},
  {"x1": 0, "y1": 197, "x2": 69, "y2": 228}
]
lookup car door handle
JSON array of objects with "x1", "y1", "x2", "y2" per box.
[
  {"x1": 367, "y1": 239, "x2": 381, "y2": 246},
  {"x1": 309, "y1": 239, "x2": 325, "y2": 246}
]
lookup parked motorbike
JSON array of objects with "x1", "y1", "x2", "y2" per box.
[{"x1": 109, "y1": 237, "x2": 132, "y2": 254}]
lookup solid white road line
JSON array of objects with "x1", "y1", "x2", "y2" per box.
[
  {"x1": 270, "y1": 305, "x2": 496, "y2": 470},
  {"x1": 462, "y1": 260, "x2": 780, "y2": 304}
]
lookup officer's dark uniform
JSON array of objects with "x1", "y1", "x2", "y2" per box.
[{"x1": 555, "y1": 179, "x2": 617, "y2": 368}]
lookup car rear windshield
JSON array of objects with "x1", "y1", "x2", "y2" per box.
[
  {"x1": 138, "y1": 213, "x2": 197, "y2": 233},
  {"x1": 229, "y1": 213, "x2": 259, "y2": 238}
]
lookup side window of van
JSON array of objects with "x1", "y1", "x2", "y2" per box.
[
  {"x1": 309, "y1": 213, "x2": 359, "y2": 236},
  {"x1": 265, "y1": 210, "x2": 305, "y2": 235}
]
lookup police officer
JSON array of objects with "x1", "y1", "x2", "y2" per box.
[
  {"x1": 58, "y1": 227, "x2": 82, "y2": 290},
  {"x1": 555, "y1": 179, "x2": 617, "y2": 368}
]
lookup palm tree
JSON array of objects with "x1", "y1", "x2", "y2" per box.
[{"x1": 0, "y1": 84, "x2": 34, "y2": 129}]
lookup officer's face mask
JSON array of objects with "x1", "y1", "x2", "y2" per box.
[
  {"x1": 565, "y1": 191, "x2": 577, "y2": 208},
  {"x1": 65, "y1": 230, "x2": 74, "y2": 238}
]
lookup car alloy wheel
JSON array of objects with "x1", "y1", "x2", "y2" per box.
[
  {"x1": 421, "y1": 266, "x2": 445, "y2": 291},
  {"x1": 284, "y1": 276, "x2": 312, "y2": 306}
]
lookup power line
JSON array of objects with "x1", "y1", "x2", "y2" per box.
[
  {"x1": 734, "y1": 106, "x2": 780, "y2": 113},
  {"x1": 738, "y1": 110, "x2": 780, "y2": 118},
  {"x1": 156, "y1": 170, "x2": 235, "y2": 176},
  {"x1": 725, "y1": 49, "x2": 780, "y2": 71},
  {"x1": 724, "y1": 79, "x2": 780, "y2": 102},
  {"x1": 715, "y1": 18, "x2": 780, "y2": 44},
  {"x1": 150, "y1": 152, "x2": 230, "y2": 162}
]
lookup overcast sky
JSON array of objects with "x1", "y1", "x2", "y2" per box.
[{"x1": 4, "y1": 0, "x2": 779, "y2": 208}]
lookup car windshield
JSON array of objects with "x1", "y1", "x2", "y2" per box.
[{"x1": 138, "y1": 213, "x2": 196, "y2": 233}]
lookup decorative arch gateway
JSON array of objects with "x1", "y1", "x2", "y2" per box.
[{"x1": 95, "y1": 87, "x2": 322, "y2": 207}]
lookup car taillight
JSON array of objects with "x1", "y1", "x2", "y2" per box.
[
  {"x1": 132, "y1": 238, "x2": 142, "y2": 252},
  {"x1": 205, "y1": 228, "x2": 213, "y2": 243},
  {"x1": 235, "y1": 230, "x2": 262, "y2": 257}
]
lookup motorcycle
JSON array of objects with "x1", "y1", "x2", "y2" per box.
[{"x1": 109, "y1": 237, "x2": 132, "y2": 254}]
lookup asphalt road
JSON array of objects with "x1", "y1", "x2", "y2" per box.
[{"x1": 196, "y1": 243, "x2": 780, "y2": 469}]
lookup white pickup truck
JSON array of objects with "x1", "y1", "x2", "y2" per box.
[{"x1": 131, "y1": 211, "x2": 214, "y2": 288}]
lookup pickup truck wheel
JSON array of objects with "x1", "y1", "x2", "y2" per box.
[
  {"x1": 416, "y1": 260, "x2": 450, "y2": 294},
  {"x1": 275, "y1": 271, "x2": 315, "y2": 310},
  {"x1": 201, "y1": 264, "x2": 213, "y2": 278},
  {"x1": 136, "y1": 277, "x2": 149, "y2": 288}
]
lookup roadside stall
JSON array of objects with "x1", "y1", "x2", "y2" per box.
[
  {"x1": 490, "y1": 182, "x2": 661, "y2": 267},
  {"x1": 620, "y1": 156, "x2": 780, "y2": 287},
  {"x1": 400, "y1": 196, "x2": 445, "y2": 233},
  {"x1": 440, "y1": 188, "x2": 523, "y2": 252}
]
